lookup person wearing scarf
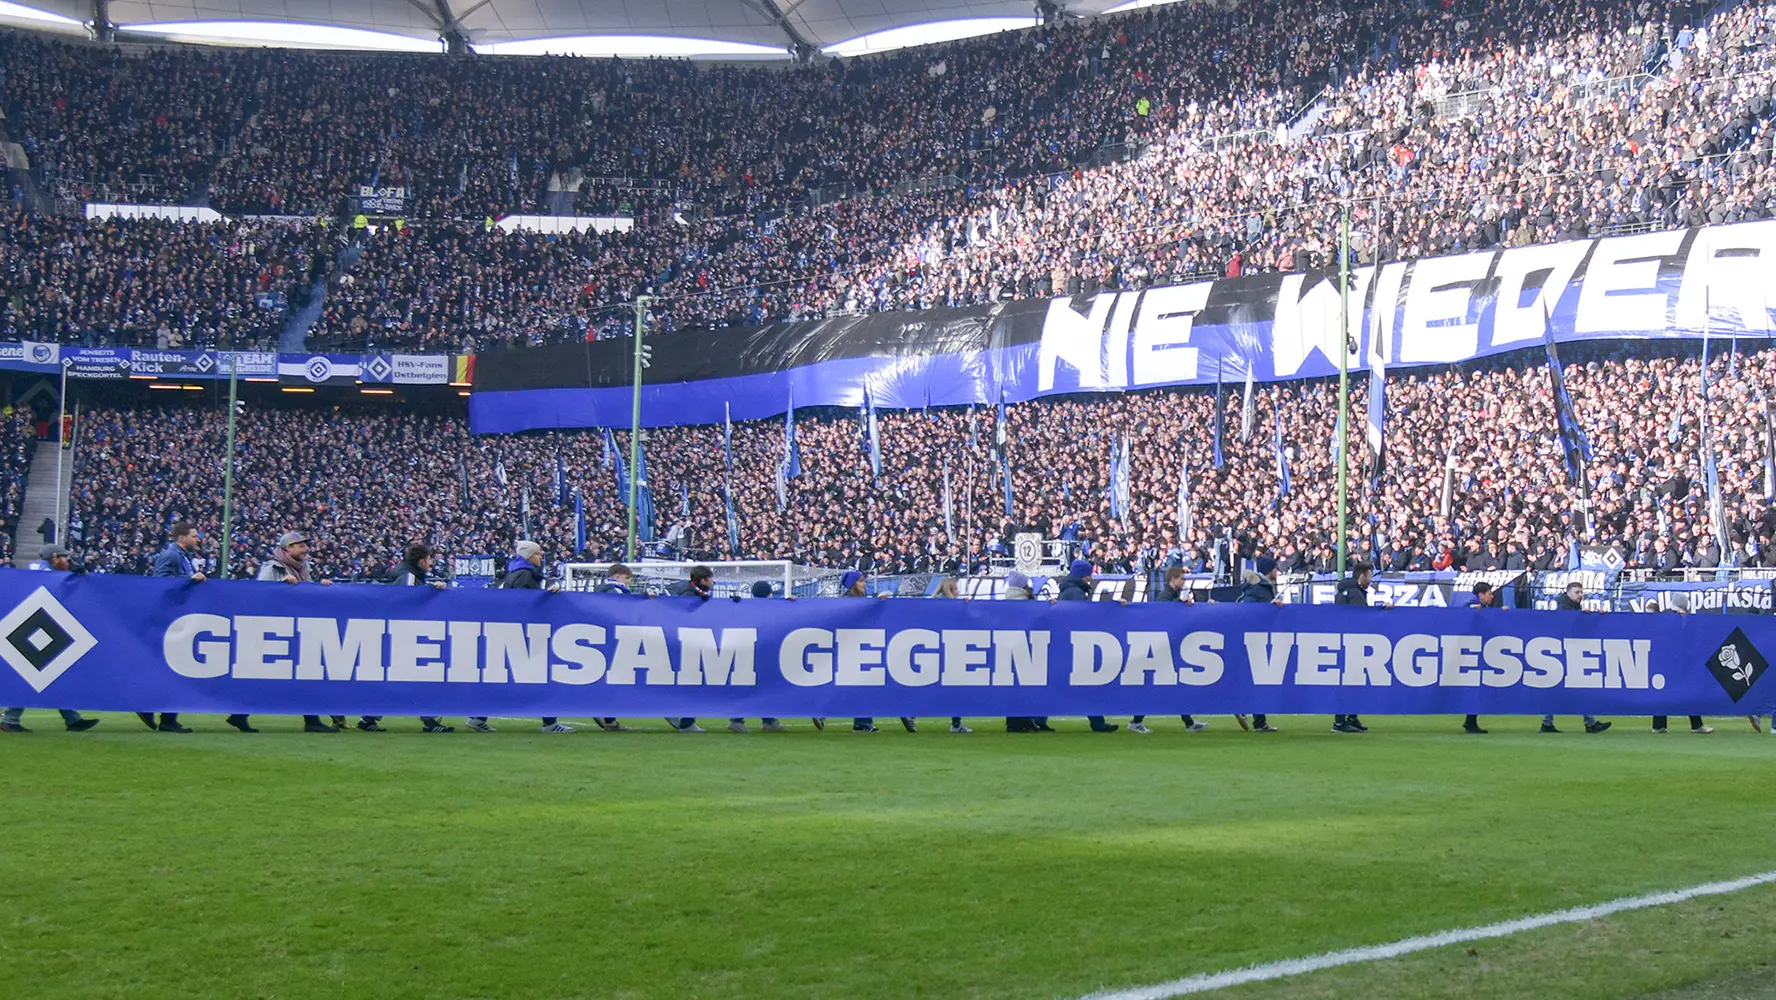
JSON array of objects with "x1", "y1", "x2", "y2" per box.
[{"x1": 229, "y1": 531, "x2": 342, "y2": 734}]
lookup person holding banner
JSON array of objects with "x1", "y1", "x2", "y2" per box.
[
  {"x1": 1, "y1": 545, "x2": 101, "y2": 734},
  {"x1": 1461, "y1": 582, "x2": 1502, "y2": 734},
  {"x1": 1542, "y1": 582, "x2": 1611, "y2": 734},
  {"x1": 359, "y1": 544, "x2": 453, "y2": 734},
  {"x1": 729, "y1": 580, "x2": 787, "y2": 733},
  {"x1": 466, "y1": 541, "x2": 574, "y2": 734},
  {"x1": 1129, "y1": 567, "x2": 1206, "y2": 735},
  {"x1": 1331, "y1": 563, "x2": 1389, "y2": 734},
  {"x1": 664, "y1": 566, "x2": 714, "y2": 733},
  {"x1": 841, "y1": 571, "x2": 912, "y2": 733},
  {"x1": 591, "y1": 564, "x2": 639, "y2": 732},
  {"x1": 1001, "y1": 572, "x2": 1052, "y2": 733},
  {"x1": 233, "y1": 531, "x2": 343, "y2": 734},
  {"x1": 1650, "y1": 608, "x2": 1713, "y2": 734},
  {"x1": 139, "y1": 523, "x2": 203, "y2": 733},
  {"x1": 1238, "y1": 557, "x2": 1282, "y2": 733},
  {"x1": 931, "y1": 578, "x2": 972, "y2": 734},
  {"x1": 1058, "y1": 560, "x2": 1120, "y2": 733}
]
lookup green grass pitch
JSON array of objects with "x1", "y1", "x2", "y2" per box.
[{"x1": 3, "y1": 714, "x2": 1773, "y2": 1000}]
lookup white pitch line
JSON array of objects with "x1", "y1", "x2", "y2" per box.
[{"x1": 1077, "y1": 869, "x2": 1776, "y2": 1000}]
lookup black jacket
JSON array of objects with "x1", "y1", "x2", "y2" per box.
[
  {"x1": 1056, "y1": 575, "x2": 1092, "y2": 601},
  {"x1": 593, "y1": 581, "x2": 633, "y2": 595},
  {"x1": 1333, "y1": 578, "x2": 1369, "y2": 606},
  {"x1": 1238, "y1": 576, "x2": 1276, "y2": 603},
  {"x1": 388, "y1": 560, "x2": 429, "y2": 587},
  {"x1": 668, "y1": 579, "x2": 711, "y2": 601},
  {"x1": 1555, "y1": 593, "x2": 1584, "y2": 611},
  {"x1": 501, "y1": 557, "x2": 543, "y2": 590},
  {"x1": 1155, "y1": 582, "x2": 1189, "y2": 603}
]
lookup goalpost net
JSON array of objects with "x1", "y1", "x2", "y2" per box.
[{"x1": 558, "y1": 560, "x2": 852, "y2": 599}]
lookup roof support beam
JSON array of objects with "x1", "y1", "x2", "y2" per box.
[
  {"x1": 738, "y1": 0, "x2": 817, "y2": 61},
  {"x1": 434, "y1": 0, "x2": 471, "y2": 53},
  {"x1": 90, "y1": 0, "x2": 114, "y2": 42}
]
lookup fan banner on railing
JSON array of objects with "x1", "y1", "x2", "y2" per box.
[
  {"x1": 0, "y1": 348, "x2": 458, "y2": 384},
  {"x1": 470, "y1": 221, "x2": 1776, "y2": 432},
  {"x1": 4, "y1": 574, "x2": 1772, "y2": 717}
]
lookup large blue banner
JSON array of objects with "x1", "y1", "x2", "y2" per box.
[
  {"x1": 4, "y1": 573, "x2": 1772, "y2": 717},
  {"x1": 472, "y1": 221, "x2": 1776, "y2": 432}
]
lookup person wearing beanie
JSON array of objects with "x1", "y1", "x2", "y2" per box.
[
  {"x1": 359, "y1": 544, "x2": 453, "y2": 734},
  {"x1": 588, "y1": 564, "x2": 641, "y2": 731},
  {"x1": 468, "y1": 540, "x2": 573, "y2": 734},
  {"x1": 839, "y1": 572, "x2": 909, "y2": 733},
  {"x1": 728, "y1": 579, "x2": 787, "y2": 733},
  {"x1": 1056, "y1": 560, "x2": 1119, "y2": 733},
  {"x1": 1129, "y1": 566, "x2": 1207, "y2": 735},
  {"x1": 1236, "y1": 556, "x2": 1284, "y2": 733},
  {"x1": 241, "y1": 530, "x2": 344, "y2": 734}
]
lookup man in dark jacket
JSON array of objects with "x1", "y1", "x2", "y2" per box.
[
  {"x1": 468, "y1": 541, "x2": 572, "y2": 733},
  {"x1": 1130, "y1": 567, "x2": 1205, "y2": 734},
  {"x1": 1330, "y1": 563, "x2": 1387, "y2": 734},
  {"x1": 1542, "y1": 581, "x2": 1611, "y2": 734},
  {"x1": 139, "y1": 522, "x2": 204, "y2": 732},
  {"x1": 729, "y1": 579, "x2": 786, "y2": 733},
  {"x1": 1461, "y1": 582, "x2": 1504, "y2": 733},
  {"x1": 359, "y1": 545, "x2": 453, "y2": 733},
  {"x1": 660, "y1": 565, "x2": 713, "y2": 733},
  {"x1": 590, "y1": 564, "x2": 638, "y2": 731},
  {"x1": 1057, "y1": 560, "x2": 1118, "y2": 733},
  {"x1": 839, "y1": 570, "x2": 913, "y2": 733},
  {"x1": 1237, "y1": 556, "x2": 1282, "y2": 732}
]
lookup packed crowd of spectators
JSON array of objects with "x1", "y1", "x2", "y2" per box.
[
  {"x1": 0, "y1": 408, "x2": 36, "y2": 563},
  {"x1": 2, "y1": 0, "x2": 1360, "y2": 219},
  {"x1": 12, "y1": 0, "x2": 1772, "y2": 353},
  {"x1": 6, "y1": 0, "x2": 1768, "y2": 355},
  {"x1": 63, "y1": 340, "x2": 1776, "y2": 581},
  {"x1": 0, "y1": 210, "x2": 331, "y2": 348}
]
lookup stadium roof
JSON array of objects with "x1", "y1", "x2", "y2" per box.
[{"x1": 2, "y1": 0, "x2": 1152, "y2": 56}]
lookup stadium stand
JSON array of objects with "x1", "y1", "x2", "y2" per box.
[
  {"x1": 65, "y1": 341, "x2": 1776, "y2": 579},
  {"x1": 8, "y1": 0, "x2": 1773, "y2": 352}
]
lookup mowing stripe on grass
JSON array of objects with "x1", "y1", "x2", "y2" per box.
[{"x1": 1078, "y1": 869, "x2": 1776, "y2": 1000}]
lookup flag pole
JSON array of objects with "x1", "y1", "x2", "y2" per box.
[
  {"x1": 53, "y1": 359, "x2": 67, "y2": 545},
  {"x1": 626, "y1": 295, "x2": 650, "y2": 559},
  {"x1": 1335, "y1": 202, "x2": 1350, "y2": 578},
  {"x1": 220, "y1": 351, "x2": 239, "y2": 578}
]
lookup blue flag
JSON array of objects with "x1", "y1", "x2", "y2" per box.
[
  {"x1": 1366, "y1": 321, "x2": 1387, "y2": 489},
  {"x1": 996, "y1": 389, "x2": 1013, "y2": 518},
  {"x1": 574, "y1": 488, "x2": 586, "y2": 556},
  {"x1": 722, "y1": 401, "x2": 734, "y2": 481},
  {"x1": 459, "y1": 461, "x2": 471, "y2": 509},
  {"x1": 778, "y1": 390, "x2": 801, "y2": 511},
  {"x1": 1212, "y1": 365, "x2": 1225, "y2": 471},
  {"x1": 601, "y1": 428, "x2": 615, "y2": 469},
  {"x1": 862, "y1": 384, "x2": 881, "y2": 479},
  {"x1": 942, "y1": 457, "x2": 954, "y2": 539},
  {"x1": 1701, "y1": 319, "x2": 1727, "y2": 555},
  {"x1": 635, "y1": 439, "x2": 656, "y2": 544},
  {"x1": 1541, "y1": 308, "x2": 1592, "y2": 487},
  {"x1": 613, "y1": 436, "x2": 630, "y2": 504},
  {"x1": 554, "y1": 452, "x2": 566, "y2": 507},
  {"x1": 1273, "y1": 408, "x2": 1291, "y2": 498}
]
